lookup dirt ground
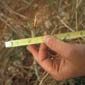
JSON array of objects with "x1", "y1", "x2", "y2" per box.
[{"x1": 0, "y1": 0, "x2": 85, "y2": 85}]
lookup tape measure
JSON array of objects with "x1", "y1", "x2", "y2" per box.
[{"x1": 5, "y1": 30, "x2": 85, "y2": 48}]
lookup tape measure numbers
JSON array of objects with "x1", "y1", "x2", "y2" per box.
[{"x1": 5, "y1": 30, "x2": 85, "y2": 48}]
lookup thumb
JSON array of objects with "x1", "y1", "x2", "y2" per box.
[{"x1": 44, "y1": 35, "x2": 73, "y2": 57}]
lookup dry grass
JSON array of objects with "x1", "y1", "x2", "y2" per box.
[{"x1": 0, "y1": 0, "x2": 85, "y2": 85}]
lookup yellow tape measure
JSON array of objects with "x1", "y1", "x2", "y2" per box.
[{"x1": 5, "y1": 30, "x2": 85, "y2": 48}]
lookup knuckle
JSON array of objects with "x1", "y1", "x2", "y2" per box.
[
  {"x1": 67, "y1": 44, "x2": 78, "y2": 57},
  {"x1": 51, "y1": 43, "x2": 56, "y2": 49}
]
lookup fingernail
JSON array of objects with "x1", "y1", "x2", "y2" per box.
[{"x1": 44, "y1": 35, "x2": 51, "y2": 44}]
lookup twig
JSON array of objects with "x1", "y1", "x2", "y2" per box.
[
  {"x1": 51, "y1": 25, "x2": 58, "y2": 35},
  {"x1": 75, "y1": 0, "x2": 78, "y2": 31},
  {"x1": 18, "y1": 0, "x2": 34, "y2": 12},
  {"x1": 76, "y1": 0, "x2": 82, "y2": 8},
  {"x1": 0, "y1": 13, "x2": 25, "y2": 38},
  {"x1": 56, "y1": 15, "x2": 75, "y2": 32},
  {"x1": 17, "y1": 5, "x2": 29, "y2": 12},
  {"x1": 1, "y1": 1, "x2": 27, "y2": 19},
  {"x1": 34, "y1": 15, "x2": 37, "y2": 28},
  {"x1": 39, "y1": 73, "x2": 48, "y2": 85},
  {"x1": 22, "y1": 0, "x2": 31, "y2": 5}
]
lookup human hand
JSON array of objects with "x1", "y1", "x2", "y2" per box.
[{"x1": 27, "y1": 35, "x2": 85, "y2": 80}]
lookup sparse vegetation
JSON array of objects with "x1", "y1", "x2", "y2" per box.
[{"x1": 0, "y1": 0, "x2": 85, "y2": 85}]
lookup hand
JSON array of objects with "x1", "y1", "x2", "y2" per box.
[{"x1": 27, "y1": 35, "x2": 85, "y2": 80}]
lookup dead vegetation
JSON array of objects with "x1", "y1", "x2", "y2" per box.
[{"x1": 0, "y1": 0, "x2": 85, "y2": 85}]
